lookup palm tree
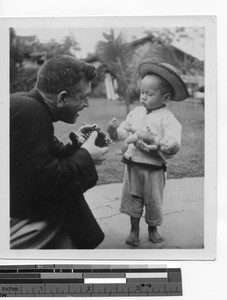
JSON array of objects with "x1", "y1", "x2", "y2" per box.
[
  {"x1": 95, "y1": 29, "x2": 135, "y2": 115},
  {"x1": 96, "y1": 28, "x2": 200, "y2": 114}
]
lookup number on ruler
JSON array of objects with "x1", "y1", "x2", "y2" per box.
[
  {"x1": 135, "y1": 285, "x2": 140, "y2": 292},
  {"x1": 87, "y1": 285, "x2": 92, "y2": 293}
]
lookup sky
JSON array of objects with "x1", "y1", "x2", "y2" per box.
[{"x1": 15, "y1": 27, "x2": 205, "y2": 61}]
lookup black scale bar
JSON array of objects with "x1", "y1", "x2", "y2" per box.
[
  {"x1": 0, "y1": 266, "x2": 181, "y2": 272},
  {"x1": 0, "y1": 265, "x2": 182, "y2": 297}
]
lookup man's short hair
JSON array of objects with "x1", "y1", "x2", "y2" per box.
[{"x1": 36, "y1": 55, "x2": 96, "y2": 95}]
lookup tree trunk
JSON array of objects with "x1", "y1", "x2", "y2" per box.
[
  {"x1": 116, "y1": 57, "x2": 130, "y2": 115},
  {"x1": 124, "y1": 95, "x2": 130, "y2": 115}
]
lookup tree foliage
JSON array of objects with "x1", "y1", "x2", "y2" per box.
[
  {"x1": 96, "y1": 29, "x2": 135, "y2": 114},
  {"x1": 95, "y1": 28, "x2": 204, "y2": 114},
  {"x1": 10, "y1": 29, "x2": 80, "y2": 93},
  {"x1": 144, "y1": 28, "x2": 204, "y2": 75}
]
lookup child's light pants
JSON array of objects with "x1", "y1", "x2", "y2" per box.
[{"x1": 120, "y1": 164, "x2": 166, "y2": 226}]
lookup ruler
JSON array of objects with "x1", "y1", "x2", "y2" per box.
[{"x1": 0, "y1": 264, "x2": 182, "y2": 297}]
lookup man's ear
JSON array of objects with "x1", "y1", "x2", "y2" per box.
[
  {"x1": 163, "y1": 93, "x2": 171, "y2": 103},
  {"x1": 57, "y1": 91, "x2": 67, "y2": 108}
]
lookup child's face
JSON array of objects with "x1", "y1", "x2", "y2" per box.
[{"x1": 140, "y1": 74, "x2": 169, "y2": 110}]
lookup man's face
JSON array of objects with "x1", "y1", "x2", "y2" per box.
[{"x1": 59, "y1": 80, "x2": 91, "y2": 124}]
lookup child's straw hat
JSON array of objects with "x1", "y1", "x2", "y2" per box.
[{"x1": 139, "y1": 61, "x2": 189, "y2": 101}]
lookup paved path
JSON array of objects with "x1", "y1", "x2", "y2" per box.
[{"x1": 85, "y1": 177, "x2": 204, "y2": 249}]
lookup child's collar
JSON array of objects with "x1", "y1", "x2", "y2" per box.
[{"x1": 146, "y1": 104, "x2": 166, "y2": 114}]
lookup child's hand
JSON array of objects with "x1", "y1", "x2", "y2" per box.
[
  {"x1": 135, "y1": 140, "x2": 147, "y2": 150},
  {"x1": 126, "y1": 125, "x2": 137, "y2": 133},
  {"x1": 108, "y1": 117, "x2": 119, "y2": 129},
  {"x1": 107, "y1": 117, "x2": 119, "y2": 141},
  {"x1": 159, "y1": 138, "x2": 179, "y2": 155},
  {"x1": 135, "y1": 140, "x2": 158, "y2": 153}
]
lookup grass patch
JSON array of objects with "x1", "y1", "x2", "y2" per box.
[{"x1": 54, "y1": 97, "x2": 204, "y2": 185}]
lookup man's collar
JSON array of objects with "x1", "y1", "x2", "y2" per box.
[{"x1": 29, "y1": 88, "x2": 57, "y2": 121}]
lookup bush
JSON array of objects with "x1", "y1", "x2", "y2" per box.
[{"x1": 10, "y1": 66, "x2": 38, "y2": 93}]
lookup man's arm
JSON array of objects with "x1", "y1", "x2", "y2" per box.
[
  {"x1": 13, "y1": 110, "x2": 98, "y2": 203},
  {"x1": 51, "y1": 136, "x2": 77, "y2": 157}
]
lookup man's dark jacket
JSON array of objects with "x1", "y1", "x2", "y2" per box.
[{"x1": 10, "y1": 89, "x2": 104, "y2": 248}]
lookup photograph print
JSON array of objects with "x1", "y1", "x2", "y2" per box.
[{"x1": 0, "y1": 16, "x2": 216, "y2": 260}]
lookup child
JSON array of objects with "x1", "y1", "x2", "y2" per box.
[{"x1": 107, "y1": 61, "x2": 189, "y2": 247}]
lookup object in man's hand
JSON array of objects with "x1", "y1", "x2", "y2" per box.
[
  {"x1": 70, "y1": 124, "x2": 111, "y2": 149},
  {"x1": 94, "y1": 130, "x2": 111, "y2": 147}
]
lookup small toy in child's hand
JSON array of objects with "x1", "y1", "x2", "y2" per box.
[
  {"x1": 107, "y1": 117, "x2": 119, "y2": 141},
  {"x1": 70, "y1": 124, "x2": 111, "y2": 150},
  {"x1": 122, "y1": 129, "x2": 158, "y2": 154}
]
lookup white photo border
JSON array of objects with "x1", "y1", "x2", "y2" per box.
[{"x1": 0, "y1": 16, "x2": 216, "y2": 260}]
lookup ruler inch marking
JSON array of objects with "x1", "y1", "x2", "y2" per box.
[{"x1": 167, "y1": 292, "x2": 183, "y2": 296}]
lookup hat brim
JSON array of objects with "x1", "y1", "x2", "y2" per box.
[{"x1": 139, "y1": 62, "x2": 189, "y2": 101}]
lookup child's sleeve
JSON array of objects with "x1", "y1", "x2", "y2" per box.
[
  {"x1": 158, "y1": 113, "x2": 182, "y2": 160},
  {"x1": 117, "y1": 109, "x2": 135, "y2": 141}
]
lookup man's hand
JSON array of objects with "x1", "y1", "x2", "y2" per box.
[
  {"x1": 81, "y1": 131, "x2": 108, "y2": 165},
  {"x1": 107, "y1": 117, "x2": 119, "y2": 141},
  {"x1": 76, "y1": 123, "x2": 99, "y2": 144}
]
